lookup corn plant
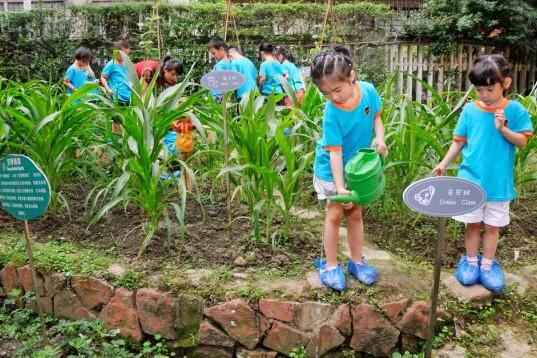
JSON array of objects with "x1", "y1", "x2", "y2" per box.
[
  {"x1": 86, "y1": 72, "x2": 200, "y2": 258},
  {"x1": 515, "y1": 90, "x2": 537, "y2": 194},
  {"x1": 0, "y1": 80, "x2": 99, "y2": 210}
]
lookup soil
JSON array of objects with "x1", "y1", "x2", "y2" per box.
[{"x1": 1, "y1": 182, "x2": 536, "y2": 285}]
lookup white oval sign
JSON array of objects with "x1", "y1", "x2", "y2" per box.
[
  {"x1": 403, "y1": 176, "x2": 486, "y2": 217},
  {"x1": 201, "y1": 70, "x2": 245, "y2": 93}
]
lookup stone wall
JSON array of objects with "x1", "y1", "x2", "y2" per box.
[{"x1": 0, "y1": 262, "x2": 438, "y2": 357}]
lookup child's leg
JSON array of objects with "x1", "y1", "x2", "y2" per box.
[
  {"x1": 482, "y1": 224, "x2": 500, "y2": 261},
  {"x1": 345, "y1": 205, "x2": 364, "y2": 262},
  {"x1": 324, "y1": 202, "x2": 344, "y2": 268},
  {"x1": 465, "y1": 222, "x2": 482, "y2": 257}
]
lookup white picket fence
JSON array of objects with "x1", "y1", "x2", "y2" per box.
[{"x1": 386, "y1": 43, "x2": 537, "y2": 101}]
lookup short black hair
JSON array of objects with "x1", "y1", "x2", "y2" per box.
[
  {"x1": 74, "y1": 47, "x2": 92, "y2": 62},
  {"x1": 161, "y1": 55, "x2": 183, "y2": 75},
  {"x1": 113, "y1": 39, "x2": 130, "y2": 51},
  {"x1": 208, "y1": 37, "x2": 228, "y2": 51},
  {"x1": 259, "y1": 42, "x2": 275, "y2": 54},
  {"x1": 469, "y1": 54, "x2": 512, "y2": 87},
  {"x1": 275, "y1": 45, "x2": 295, "y2": 63},
  {"x1": 310, "y1": 45, "x2": 354, "y2": 86}
]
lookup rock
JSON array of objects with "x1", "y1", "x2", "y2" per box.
[
  {"x1": 234, "y1": 256, "x2": 247, "y2": 267},
  {"x1": 295, "y1": 301, "x2": 335, "y2": 331},
  {"x1": 259, "y1": 315, "x2": 271, "y2": 338},
  {"x1": 259, "y1": 299, "x2": 299, "y2": 323},
  {"x1": 0, "y1": 264, "x2": 19, "y2": 294},
  {"x1": 442, "y1": 275, "x2": 492, "y2": 303},
  {"x1": 306, "y1": 271, "x2": 324, "y2": 290},
  {"x1": 16, "y1": 265, "x2": 46, "y2": 296},
  {"x1": 499, "y1": 328, "x2": 532, "y2": 358},
  {"x1": 185, "y1": 269, "x2": 213, "y2": 287},
  {"x1": 329, "y1": 304, "x2": 351, "y2": 337},
  {"x1": 198, "y1": 320, "x2": 235, "y2": 348},
  {"x1": 204, "y1": 299, "x2": 260, "y2": 350},
  {"x1": 434, "y1": 344, "x2": 467, "y2": 358},
  {"x1": 26, "y1": 296, "x2": 53, "y2": 315},
  {"x1": 262, "y1": 321, "x2": 311, "y2": 356},
  {"x1": 350, "y1": 304, "x2": 399, "y2": 357},
  {"x1": 99, "y1": 288, "x2": 142, "y2": 342},
  {"x1": 236, "y1": 348, "x2": 278, "y2": 358},
  {"x1": 398, "y1": 301, "x2": 431, "y2": 339},
  {"x1": 233, "y1": 272, "x2": 249, "y2": 280},
  {"x1": 254, "y1": 278, "x2": 308, "y2": 298},
  {"x1": 505, "y1": 273, "x2": 529, "y2": 296},
  {"x1": 307, "y1": 323, "x2": 345, "y2": 357},
  {"x1": 175, "y1": 294, "x2": 204, "y2": 340},
  {"x1": 54, "y1": 289, "x2": 95, "y2": 321},
  {"x1": 192, "y1": 346, "x2": 233, "y2": 358},
  {"x1": 43, "y1": 272, "x2": 66, "y2": 297},
  {"x1": 136, "y1": 288, "x2": 176, "y2": 339},
  {"x1": 107, "y1": 263, "x2": 127, "y2": 278},
  {"x1": 382, "y1": 298, "x2": 412, "y2": 324},
  {"x1": 401, "y1": 334, "x2": 420, "y2": 353},
  {"x1": 271, "y1": 255, "x2": 289, "y2": 265},
  {"x1": 71, "y1": 276, "x2": 114, "y2": 310}
]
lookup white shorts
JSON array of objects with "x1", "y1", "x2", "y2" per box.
[
  {"x1": 313, "y1": 176, "x2": 337, "y2": 200},
  {"x1": 452, "y1": 201, "x2": 510, "y2": 227}
]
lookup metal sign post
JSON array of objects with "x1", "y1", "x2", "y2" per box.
[
  {"x1": 0, "y1": 154, "x2": 51, "y2": 343},
  {"x1": 201, "y1": 70, "x2": 245, "y2": 235},
  {"x1": 403, "y1": 176, "x2": 486, "y2": 358}
]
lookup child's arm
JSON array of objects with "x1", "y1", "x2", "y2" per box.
[
  {"x1": 373, "y1": 113, "x2": 388, "y2": 156},
  {"x1": 329, "y1": 150, "x2": 350, "y2": 195},
  {"x1": 100, "y1": 75, "x2": 112, "y2": 94},
  {"x1": 63, "y1": 80, "x2": 76, "y2": 92},
  {"x1": 433, "y1": 140, "x2": 465, "y2": 176},
  {"x1": 495, "y1": 110, "x2": 529, "y2": 148}
]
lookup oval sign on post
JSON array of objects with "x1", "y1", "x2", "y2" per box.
[
  {"x1": 201, "y1": 70, "x2": 245, "y2": 93},
  {"x1": 403, "y1": 176, "x2": 486, "y2": 217},
  {"x1": 0, "y1": 154, "x2": 51, "y2": 221}
]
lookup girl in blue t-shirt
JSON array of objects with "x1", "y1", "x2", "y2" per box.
[
  {"x1": 258, "y1": 43, "x2": 287, "y2": 96},
  {"x1": 434, "y1": 55, "x2": 533, "y2": 293},
  {"x1": 310, "y1": 46, "x2": 388, "y2": 291},
  {"x1": 64, "y1": 47, "x2": 98, "y2": 94},
  {"x1": 100, "y1": 39, "x2": 132, "y2": 105}
]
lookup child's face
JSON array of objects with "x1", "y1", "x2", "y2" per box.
[
  {"x1": 209, "y1": 47, "x2": 225, "y2": 61},
  {"x1": 77, "y1": 59, "x2": 89, "y2": 67},
  {"x1": 164, "y1": 69, "x2": 177, "y2": 86},
  {"x1": 276, "y1": 53, "x2": 284, "y2": 63},
  {"x1": 475, "y1": 78, "x2": 511, "y2": 105},
  {"x1": 319, "y1": 77, "x2": 355, "y2": 105}
]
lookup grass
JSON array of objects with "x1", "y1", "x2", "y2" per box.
[{"x1": 0, "y1": 233, "x2": 113, "y2": 276}]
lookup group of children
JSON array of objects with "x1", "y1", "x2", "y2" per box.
[
  {"x1": 311, "y1": 47, "x2": 533, "y2": 294},
  {"x1": 63, "y1": 38, "x2": 533, "y2": 295},
  {"x1": 207, "y1": 37, "x2": 305, "y2": 102}
]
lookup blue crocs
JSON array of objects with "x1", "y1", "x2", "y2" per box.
[
  {"x1": 314, "y1": 258, "x2": 346, "y2": 292},
  {"x1": 479, "y1": 260, "x2": 505, "y2": 294},
  {"x1": 454, "y1": 256, "x2": 480, "y2": 286},
  {"x1": 347, "y1": 259, "x2": 378, "y2": 286}
]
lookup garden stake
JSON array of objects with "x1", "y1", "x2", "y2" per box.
[
  {"x1": 222, "y1": 93, "x2": 232, "y2": 237},
  {"x1": 424, "y1": 218, "x2": 446, "y2": 358},
  {"x1": 24, "y1": 220, "x2": 49, "y2": 345}
]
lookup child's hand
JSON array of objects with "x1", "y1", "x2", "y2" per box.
[
  {"x1": 432, "y1": 163, "x2": 447, "y2": 176},
  {"x1": 495, "y1": 109, "x2": 506, "y2": 130},
  {"x1": 374, "y1": 140, "x2": 388, "y2": 156}
]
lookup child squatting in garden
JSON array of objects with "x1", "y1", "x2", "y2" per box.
[
  {"x1": 310, "y1": 46, "x2": 388, "y2": 291},
  {"x1": 433, "y1": 54, "x2": 533, "y2": 293}
]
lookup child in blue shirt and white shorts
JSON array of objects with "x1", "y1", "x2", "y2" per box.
[{"x1": 434, "y1": 54, "x2": 533, "y2": 293}]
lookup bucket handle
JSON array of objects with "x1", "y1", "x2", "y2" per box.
[{"x1": 329, "y1": 190, "x2": 360, "y2": 204}]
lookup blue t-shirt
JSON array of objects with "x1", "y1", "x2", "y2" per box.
[
  {"x1": 314, "y1": 81, "x2": 382, "y2": 181},
  {"x1": 454, "y1": 100, "x2": 533, "y2": 201},
  {"x1": 102, "y1": 60, "x2": 131, "y2": 103},
  {"x1": 282, "y1": 60, "x2": 304, "y2": 92},
  {"x1": 64, "y1": 64, "x2": 96, "y2": 94},
  {"x1": 259, "y1": 59, "x2": 287, "y2": 95},
  {"x1": 232, "y1": 57, "x2": 258, "y2": 99}
]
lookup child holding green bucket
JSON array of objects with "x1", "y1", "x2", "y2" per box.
[
  {"x1": 433, "y1": 55, "x2": 533, "y2": 293},
  {"x1": 310, "y1": 46, "x2": 388, "y2": 291}
]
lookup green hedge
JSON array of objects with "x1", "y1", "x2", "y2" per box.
[{"x1": 0, "y1": 2, "x2": 390, "y2": 82}]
